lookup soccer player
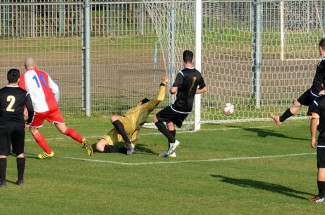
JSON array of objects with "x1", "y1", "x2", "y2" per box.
[
  {"x1": 308, "y1": 95, "x2": 325, "y2": 202},
  {"x1": 19, "y1": 57, "x2": 93, "y2": 159},
  {"x1": 96, "y1": 76, "x2": 168, "y2": 155},
  {"x1": 270, "y1": 38, "x2": 325, "y2": 126},
  {"x1": 153, "y1": 50, "x2": 207, "y2": 157},
  {"x1": 0, "y1": 69, "x2": 34, "y2": 187}
]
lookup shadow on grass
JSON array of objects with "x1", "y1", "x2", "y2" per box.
[
  {"x1": 211, "y1": 174, "x2": 313, "y2": 200},
  {"x1": 228, "y1": 125, "x2": 309, "y2": 141},
  {"x1": 91, "y1": 143, "x2": 158, "y2": 156}
]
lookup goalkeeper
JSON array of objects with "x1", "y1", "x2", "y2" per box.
[{"x1": 95, "y1": 76, "x2": 168, "y2": 155}]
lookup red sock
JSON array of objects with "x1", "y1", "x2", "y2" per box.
[
  {"x1": 33, "y1": 132, "x2": 52, "y2": 154},
  {"x1": 65, "y1": 128, "x2": 83, "y2": 143}
]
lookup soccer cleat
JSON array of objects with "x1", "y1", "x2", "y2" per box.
[
  {"x1": 167, "y1": 140, "x2": 180, "y2": 155},
  {"x1": 0, "y1": 181, "x2": 6, "y2": 187},
  {"x1": 309, "y1": 196, "x2": 325, "y2": 202},
  {"x1": 37, "y1": 151, "x2": 54, "y2": 159},
  {"x1": 16, "y1": 179, "x2": 24, "y2": 185},
  {"x1": 82, "y1": 139, "x2": 93, "y2": 156},
  {"x1": 126, "y1": 143, "x2": 135, "y2": 155},
  {"x1": 160, "y1": 152, "x2": 176, "y2": 158},
  {"x1": 269, "y1": 112, "x2": 282, "y2": 126}
]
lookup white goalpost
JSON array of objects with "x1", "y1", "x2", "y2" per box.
[
  {"x1": 194, "y1": 0, "x2": 202, "y2": 131},
  {"x1": 143, "y1": 0, "x2": 325, "y2": 130}
]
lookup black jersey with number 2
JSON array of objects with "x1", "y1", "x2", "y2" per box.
[
  {"x1": 171, "y1": 67, "x2": 206, "y2": 113},
  {"x1": 0, "y1": 86, "x2": 33, "y2": 125}
]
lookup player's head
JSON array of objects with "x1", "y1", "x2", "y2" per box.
[
  {"x1": 183, "y1": 50, "x2": 194, "y2": 64},
  {"x1": 7, "y1": 68, "x2": 20, "y2": 84},
  {"x1": 24, "y1": 57, "x2": 36, "y2": 70}
]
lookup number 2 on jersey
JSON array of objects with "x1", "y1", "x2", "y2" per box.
[
  {"x1": 6, "y1": 95, "x2": 16, "y2": 112},
  {"x1": 33, "y1": 74, "x2": 47, "y2": 88}
]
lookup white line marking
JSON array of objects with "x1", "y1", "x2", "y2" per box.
[
  {"x1": 34, "y1": 152, "x2": 315, "y2": 166},
  {"x1": 25, "y1": 123, "x2": 308, "y2": 142}
]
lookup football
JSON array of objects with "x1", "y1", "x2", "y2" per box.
[{"x1": 223, "y1": 103, "x2": 235, "y2": 115}]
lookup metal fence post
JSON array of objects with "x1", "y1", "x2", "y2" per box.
[{"x1": 83, "y1": 0, "x2": 91, "y2": 116}]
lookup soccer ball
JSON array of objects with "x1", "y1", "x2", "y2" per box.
[{"x1": 223, "y1": 103, "x2": 235, "y2": 115}]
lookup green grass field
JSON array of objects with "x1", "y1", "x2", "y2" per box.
[{"x1": 1, "y1": 118, "x2": 324, "y2": 214}]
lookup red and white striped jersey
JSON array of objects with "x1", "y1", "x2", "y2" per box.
[{"x1": 19, "y1": 68, "x2": 59, "y2": 113}]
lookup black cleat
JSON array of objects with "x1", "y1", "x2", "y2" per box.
[
  {"x1": 0, "y1": 181, "x2": 6, "y2": 187},
  {"x1": 16, "y1": 179, "x2": 24, "y2": 185}
]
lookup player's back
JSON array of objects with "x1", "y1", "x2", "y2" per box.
[
  {"x1": 19, "y1": 68, "x2": 59, "y2": 113},
  {"x1": 173, "y1": 68, "x2": 205, "y2": 112},
  {"x1": 0, "y1": 86, "x2": 28, "y2": 124}
]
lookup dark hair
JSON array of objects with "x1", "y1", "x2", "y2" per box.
[
  {"x1": 183, "y1": 50, "x2": 193, "y2": 63},
  {"x1": 319, "y1": 38, "x2": 325, "y2": 49},
  {"x1": 7, "y1": 69, "x2": 20, "y2": 83},
  {"x1": 141, "y1": 98, "x2": 150, "y2": 104}
]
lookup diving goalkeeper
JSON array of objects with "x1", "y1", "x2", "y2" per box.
[{"x1": 95, "y1": 76, "x2": 168, "y2": 155}]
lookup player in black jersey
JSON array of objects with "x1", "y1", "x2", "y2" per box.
[
  {"x1": 270, "y1": 38, "x2": 325, "y2": 126},
  {"x1": 308, "y1": 95, "x2": 325, "y2": 202},
  {"x1": 153, "y1": 50, "x2": 207, "y2": 157},
  {"x1": 0, "y1": 69, "x2": 34, "y2": 187}
]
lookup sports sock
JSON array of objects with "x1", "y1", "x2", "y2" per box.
[
  {"x1": 103, "y1": 145, "x2": 119, "y2": 153},
  {"x1": 0, "y1": 158, "x2": 7, "y2": 183},
  {"x1": 112, "y1": 120, "x2": 131, "y2": 144},
  {"x1": 33, "y1": 132, "x2": 52, "y2": 154},
  {"x1": 155, "y1": 121, "x2": 175, "y2": 143},
  {"x1": 169, "y1": 130, "x2": 176, "y2": 148},
  {"x1": 65, "y1": 128, "x2": 83, "y2": 143},
  {"x1": 170, "y1": 130, "x2": 176, "y2": 138},
  {"x1": 16, "y1": 158, "x2": 25, "y2": 181},
  {"x1": 279, "y1": 108, "x2": 293, "y2": 122},
  {"x1": 318, "y1": 180, "x2": 325, "y2": 197}
]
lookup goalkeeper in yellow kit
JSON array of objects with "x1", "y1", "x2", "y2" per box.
[{"x1": 95, "y1": 76, "x2": 168, "y2": 155}]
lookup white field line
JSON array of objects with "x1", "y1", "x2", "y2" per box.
[
  {"x1": 24, "y1": 122, "x2": 308, "y2": 142},
  {"x1": 38, "y1": 152, "x2": 315, "y2": 166}
]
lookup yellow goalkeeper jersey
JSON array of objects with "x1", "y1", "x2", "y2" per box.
[{"x1": 103, "y1": 84, "x2": 166, "y2": 145}]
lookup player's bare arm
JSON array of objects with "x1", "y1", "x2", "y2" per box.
[
  {"x1": 196, "y1": 86, "x2": 207, "y2": 94},
  {"x1": 170, "y1": 86, "x2": 177, "y2": 94},
  {"x1": 310, "y1": 113, "x2": 319, "y2": 149}
]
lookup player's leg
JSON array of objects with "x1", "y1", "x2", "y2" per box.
[
  {"x1": 16, "y1": 154, "x2": 25, "y2": 185},
  {"x1": 96, "y1": 130, "x2": 120, "y2": 153},
  {"x1": 154, "y1": 107, "x2": 181, "y2": 156},
  {"x1": 110, "y1": 115, "x2": 131, "y2": 144},
  {"x1": 29, "y1": 113, "x2": 54, "y2": 159},
  {"x1": 12, "y1": 126, "x2": 25, "y2": 185},
  {"x1": 96, "y1": 139, "x2": 119, "y2": 153},
  {"x1": 48, "y1": 108, "x2": 93, "y2": 156},
  {"x1": 0, "y1": 155, "x2": 7, "y2": 187},
  {"x1": 270, "y1": 89, "x2": 309, "y2": 126},
  {"x1": 153, "y1": 116, "x2": 175, "y2": 144},
  {"x1": 29, "y1": 126, "x2": 54, "y2": 159},
  {"x1": 310, "y1": 148, "x2": 325, "y2": 202},
  {"x1": 0, "y1": 129, "x2": 9, "y2": 187},
  {"x1": 110, "y1": 115, "x2": 134, "y2": 155}
]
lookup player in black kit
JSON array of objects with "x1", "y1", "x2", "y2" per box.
[
  {"x1": 0, "y1": 69, "x2": 34, "y2": 187},
  {"x1": 153, "y1": 50, "x2": 207, "y2": 157},
  {"x1": 309, "y1": 95, "x2": 325, "y2": 202},
  {"x1": 270, "y1": 38, "x2": 325, "y2": 126}
]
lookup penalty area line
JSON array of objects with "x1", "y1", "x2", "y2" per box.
[{"x1": 44, "y1": 152, "x2": 315, "y2": 166}]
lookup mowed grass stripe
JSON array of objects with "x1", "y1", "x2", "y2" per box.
[{"x1": 24, "y1": 152, "x2": 315, "y2": 166}]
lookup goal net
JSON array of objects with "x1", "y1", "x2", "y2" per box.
[{"x1": 143, "y1": 0, "x2": 325, "y2": 130}]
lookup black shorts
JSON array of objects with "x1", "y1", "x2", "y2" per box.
[
  {"x1": 156, "y1": 106, "x2": 189, "y2": 128},
  {"x1": 298, "y1": 89, "x2": 319, "y2": 116},
  {"x1": 297, "y1": 89, "x2": 317, "y2": 106},
  {"x1": 317, "y1": 147, "x2": 325, "y2": 168},
  {"x1": 0, "y1": 122, "x2": 25, "y2": 156}
]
